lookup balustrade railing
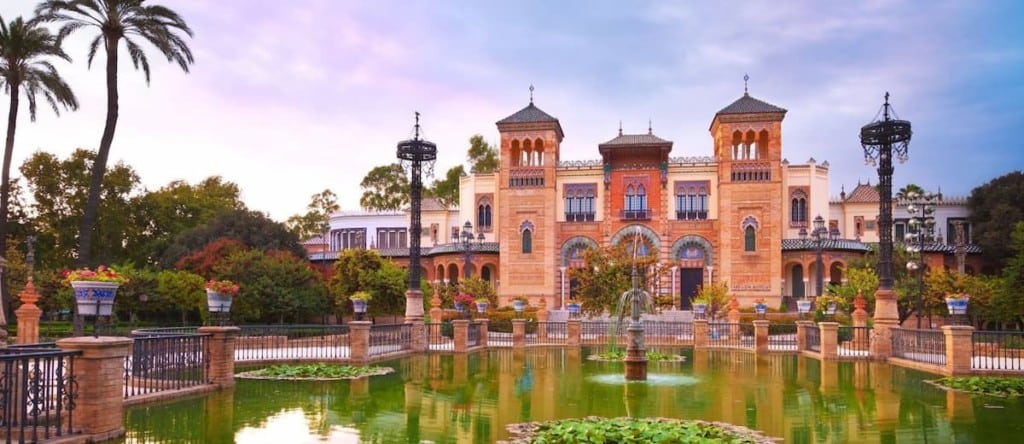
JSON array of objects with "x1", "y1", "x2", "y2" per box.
[
  {"x1": 369, "y1": 324, "x2": 412, "y2": 357},
  {"x1": 125, "y1": 333, "x2": 209, "y2": 398},
  {"x1": 467, "y1": 323, "x2": 481, "y2": 348},
  {"x1": 426, "y1": 322, "x2": 455, "y2": 351},
  {"x1": 973, "y1": 331, "x2": 1024, "y2": 371},
  {"x1": 0, "y1": 348, "x2": 80, "y2": 443},
  {"x1": 642, "y1": 321, "x2": 693, "y2": 346},
  {"x1": 806, "y1": 325, "x2": 821, "y2": 352},
  {"x1": 234, "y1": 325, "x2": 350, "y2": 362},
  {"x1": 527, "y1": 322, "x2": 566, "y2": 345},
  {"x1": 707, "y1": 323, "x2": 752, "y2": 349},
  {"x1": 838, "y1": 326, "x2": 872, "y2": 358},
  {"x1": 892, "y1": 328, "x2": 946, "y2": 366},
  {"x1": 768, "y1": 324, "x2": 797, "y2": 351}
]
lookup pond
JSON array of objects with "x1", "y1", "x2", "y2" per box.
[{"x1": 116, "y1": 348, "x2": 1024, "y2": 443}]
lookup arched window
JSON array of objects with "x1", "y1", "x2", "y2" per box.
[
  {"x1": 477, "y1": 197, "x2": 492, "y2": 230},
  {"x1": 638, "y1": 185, "x2": 647, "y2": 210},
  {"x1": 790, "y1": 190, "x2": 807, "y2": 226},
  {"x1": 522, "y1": 229, "x2": 533, "y2": 253},
  {"x1": 744, "y1": 226, "x2": 756, "y2": 251},
  {"x1": 625, "y1": 185, "x2": 635, "y2": 210}
]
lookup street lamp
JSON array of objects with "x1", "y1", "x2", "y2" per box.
[
  {"x1": 799, "y1": 215, "x2": 840, "y2": 297},
  {"x1": 454, "y1": 221, "x2": 485, "y2": 279},
  {"x1": 905, "y1": 190, "x2": 938, "y2": 329},
  {"x1": 860, "y1": 92, "x2": 912, "y2": 321},
  {"x1": 396, "y1": 112, "x2": 437, "y2": 322}
]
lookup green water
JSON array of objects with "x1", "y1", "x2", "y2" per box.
[{"x1": 117, "y1": 348, "x2": 1024, "y2": 443}]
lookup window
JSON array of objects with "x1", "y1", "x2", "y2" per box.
[
  {"x1": 674, "y1": 181, "x2": 709, "y2": 220},
  {"x1": 565, "y1": 184, "x2": 597, "y2": 222},
  {"x1": 522, "y1": 230, "x2": 533, "y2": 253},
  {"x1": 477, "y1": 197, "x2": 492, "y2": 230},
  {"x1": 744, "y1": 226, "x2": 756, "y2": 251},
  {"x1": 339, "y1": 228, "x2": 366, "y2": 250},
  {"x1": 376, "y1": 227, "x2": 408, "y2": 249},
  {"x1": 894, "y1": 219, "x2": 908, "y2": 243},
  {"x1": 947, "y1": 218, "x2": 970, "y2": 245},
  {"x1": 790, "y1": 189, "x2": 807, "y2": 226}
]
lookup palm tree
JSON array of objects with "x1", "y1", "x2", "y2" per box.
[
  {"x1": 0, "y1": 15, "x2": 78, "y2": 326},
  {"x1": 35, "y1": 0, "x2": 194, "y2": 267},
  {"x1": 896, "y1": 183, "x2": 925, "y2": 200}
]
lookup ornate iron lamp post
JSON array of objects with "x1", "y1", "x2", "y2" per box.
[
  {"x1": 799, "y1": 215, "x2": 839, "y2": 297},
  {"x1": 454, "y1": 220, "x2": 484, "y2": 279},
  {"x1": 397, "y1": 112, "x2": 437, "y2": 323},
  {"x1": 905, "y1": 190, "x2": 938, "y2": 329},
  {"x1": 860, "y1": 92, "x2": 912, "y2": 322}
]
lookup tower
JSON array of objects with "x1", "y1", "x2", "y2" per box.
[
  {"x1": 494, "y1": 91, "x2": 564, "y2": 303},
  {"x1": 709, "y1": 83, "x2": 787, "y2": 299}
]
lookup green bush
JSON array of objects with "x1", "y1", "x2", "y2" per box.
[
  {"x1": 937, "y1": 377, "x2": 1024, "y2": 397},
  {"x1": 517, "y1": 417, "x2": 766, "y2": 443}
]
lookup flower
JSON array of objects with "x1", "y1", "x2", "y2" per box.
[
  {"x1": 206, "y1": 279, "x2": 240, "y2": 297},
  {"x1": 63, "y1": 265, "x2": 128, "y2": 285},
  {"x1": 512, "y1": 296, "x2": 529, "y2": 303},
  {"x1": 946, "y1": 293, "x2": 970, "y2": 300},
  {"x1": 349, "y1": 291, "x2": 372, "y2": 301},
  {"x1": 454, "y1": 292, "x2": 475, "y2": 305},
  {"x1": 753, "y1": 297, "x2": 767, "y2": 305}
]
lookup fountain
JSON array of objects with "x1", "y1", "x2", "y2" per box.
[{"x1": 619, "y1": 227, "x2": 653, "y2": 381}]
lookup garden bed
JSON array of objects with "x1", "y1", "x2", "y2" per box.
[
  {"x1": 500, "y1": 416, "x2": 779, "y2": 443},
  {"x1": 236, "y1": 363, "x2": 393, "y2": 381}
]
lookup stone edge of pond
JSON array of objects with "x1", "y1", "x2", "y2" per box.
[
  {"x1": 498, "y1": 417, "x2": 781, "y2": 444},
  {"x1": 924, "y1": 378, "x2": 1023, "y2": 398},
  {"x1": 586, "y1": 354, "x2": 686, "y2": 363},
  {"x1": 235, "y1": 366, "x2": 395, "y2": 381}
]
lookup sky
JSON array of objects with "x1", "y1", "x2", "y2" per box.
[{"x1": 1, "y1": 0, "x2": 1022, "y2": 222}]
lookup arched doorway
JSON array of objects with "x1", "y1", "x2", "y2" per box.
[
  {"x1": 481, "y1": 265, "x2": 492, "y2": 282},
  {"x1": 447, "y1": 263, "x2": 459, "y2": 285},
  {"x1": 829, "y1": 262, "x2": 844, "y2": 287},
  {"x1": 670, "y1": 235, "x2": 713, "y2": 311},
  {"x1": 791, "y1": 265, "x2": 805, "y2": 299}
]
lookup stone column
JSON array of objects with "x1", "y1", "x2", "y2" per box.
[
  {"x1": 349, "y1": 321, "x2": 372, "y2": 363},
  {"x1": 477, "y1": 319, "x2": 489, "y2": 348},
  {"x1": 693, "y1": 319, "x2": 708, "y2": 349},
  {"x1": 727, "y1": 299, "x2": 741, "y2": 342},
  {"x1": 943, "y1": 325, "x2": 974, "y2": 376},
  {"x1": 851, "y1": 291, "x2": 871, "y2": 351},
  {"x1": 753, "y1": 320, "x2": 769, "y2": 354},
  {"x1": 871, "y1": 288, "x2": 899, "y2": 360},
  {"x1": 198, "y1": 326, "x2": 240, "y2": 388},
  {"x1": 409, "y1": 322, "x2": 426, "y2": 353},
  {"x1": 512, "y1": 319, "x2": 526, "y2": 348},
  {"x1": 796, "y1": 321, "x2": 810, "y2": 352},
  {"x1": 453, "y1": 320, "x2": 468, "y2": 353},
  {"x1": 819, "y1": 322, "x2": 839, "y2": 360},
  {"x1": 14, "y1": 278, "x2": 43, "y2": 344},
  {"x1": 56, "y1": 337, "x2": 133, "y2": 441},
  {"x1": 567, "y1": 319, "x2": 581, "y2": 346}
]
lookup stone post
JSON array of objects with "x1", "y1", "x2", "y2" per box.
[
  {"x1": 453, "y1": 320, "x2": 468, "y2": 353},
  {"x1": 796, "y1": 321, "x2": 810, "y2": 352},
  {"x1": 851, "y1": 290, "x2": 871, "y2": 350},
  {"x1": 871, "y1": 288, "x2": 899, "y2": 360},
  {"x1": 198, "y1": 326, "x2": 240, "y2": 388},
  {"x1": 943, "y1": 325, "x2": 974, "y2": 376},
  {"x1": 537, "y1": 297, "x2": 549, "y2": 340},
  {"x1": 409, "y1": 322, "x2": 426, "y2": 353},
  {"x1": 693, "y1": 319, "x2": 708, "y2": 349},
  {"x1": 819, "y1": 322, "x2": 839, "y2": 360},
  {"x1": 349, "y1": 321, "x2": 371, "y2": 363},
  {"x1": 727, "y1": 298, "x2": 741, "y2": 342},
  {"x1": 14, "y1": 278, "x2": 43, "y2": 344},
  {"x1": 56, "y1": 337, "x2": 133, "y2": 441},
  {"x1": 753, "y1": 320, "x2": 769, "y2": 354},
  {"x1": 477, "y1": 319, "x2": 489, "y2": 348},
  {"x1": 512, "y1": 319, "x2": 526, "y2": 348},
  {"x1": 567, "y1": 319, "x2": 581, "y2": 346}
]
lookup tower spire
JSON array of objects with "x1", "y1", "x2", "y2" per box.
[
  {"x1": 529, "y1": 84, "x2": 534, "y2": 104},
  {"x1": 648, "y1": 118, "x2": 652, "y2": 135},
  {"x1": 618, "y1": 120, "x2": 623, "y2": 136},
  {"x1": 744, "y1": 73, "x2": 749, "y2": 95}
]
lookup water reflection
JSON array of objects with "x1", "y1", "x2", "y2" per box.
[{"x1": 118, "y1": 348, "x2": 1024, "y2": 443}]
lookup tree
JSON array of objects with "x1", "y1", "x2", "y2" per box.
[
  {"x1": 329, "y1": 248, "x2": 407, "y2": 318},
  {"x1": 214, "y1": 249, "x2": 329, "y2": 323},
  {"x1": 968, "y1": 171, "x2": 1024, "y2": 268},
  {"x1": 426, "y1": 165, "x2": 463, "y2": 208},
  {"x1": 128, "y1": 177, "x2": 245, "y2": 265},
  {"x1": 0, "y1": 15, "x2": 78, "y2": 324},
  {"x1": 467, "y1": 134, "x2": 499, "y2": 174},
  {"x1": 567, "y1": 243, "x2": 664, "y2": 316},
  {"x1": 895, "y1": 183, "x2": 925, "y2": 200},
  {"x1": 286, "y1": 189, "x2": 339, "y2": 240},
  {"x1": 174, "y1": 238, "x2": 247, "y2": 276},
  {"x1": 156, "y1": 268, "x2": 205, "y2": 326},
  {"x1": 359, "y1": 163, "x2": 409, "y2": 211},
  {"x1": 36, "y1": 0, "x2": 195, "y2": 268},
  {"x1": 459, "y1": 276, "x2": 496, "y2": 305},
  {"x1": 159, "y1": 209, "x2": 304, "y2": 268}
]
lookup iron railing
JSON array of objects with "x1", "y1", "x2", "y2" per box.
[
  {"x1": 467, "y1": 322, "x2": 481, "y2": 348},
  {"x1": 526, "y1": 322, "x2": 566, "y2": 345},
  {"x1": 641, "y1": 321, "x2": 693, "y2": 346},
  {"x1": 486, "y1": 320, "x2": 512, "y2": 347},
  {"x1": 125, "y1": 333, "x2": 209, "y2": 398},
  {"x1": 806, "y1": 325, "x2": 821, "y2": 352},
  {"x1": 838, "y1": 326, "x2": 872, "y2": 359},
  {"x1": 234, "y1": 325, "x2": 350, "y2": 362},
  {"x1": 707, "y1": 323, "x2": 752, "y2": 349},
  {"x1": 368, "y1": 324, "x2": 412, "y2": 357},
  {"x1": 0, "y1": 347, "x2": 80, "y2": 443},
  {"x1": 768, "y1": 324, "x2": 797, "y2": 351},
  {"x1": 581, "y1": 322, "x2": 620, "y2": 345},
  {"x1": 426, "y1": 322, "x2": 455, "y2": 351},
  {"x1": 892, "y1": 328, "x2": 946, "y2": 366},
  {"x1": 973, "y1": 331, "x2": 1024, "y2": 371}
]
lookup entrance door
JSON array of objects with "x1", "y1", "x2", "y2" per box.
[
  {"x1": 791, "y1": 265, "x2": 805, "y2": 299},
  {"x1": 680, "y1": 268, "x2": 703, "y2": 310}
]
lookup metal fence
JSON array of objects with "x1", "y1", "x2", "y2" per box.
[
  {"x1": 234, "y1": 325, "x2": 350, "y2": 362},
  {"x1": 973, "y1": 331, "x2": 1024, "y2": 371},
  {"x1": 806, "y1": 325, "x2": 821, "y2": 352},
  {"x1": 892, "y1": 328, "x2": 946, "y2": 366},
  {"x1": 0, "y1": 347, "x2": 80, "y2": 443},
  {"x1": 368, "y1": 324, "x2": 412, "y2": 357},
  {"x1": 707, "y1": 323, "x2": 752, "y2": 349},
  {"x1": 526, "y1": 322, "x2": 566, "y2": 346},
  {"x1": 125, "y1": 333, "x2": 210, "y2": 398},
  {"x1": 838, "y1": 326, "x2": 872, "y2": 359},
  {"x1": 581, "y1": 321, "x2": 621, "y2": 346},
  {"x1": 487, "y1": 320, "x2": 513, "y2": 347},
  {"x1": 467, "y1": 323, "x2": 481, "y2": 348},
  {"x1": 641, "y1": 321, "x2": 693, "y2": 346},
  {"x1": 768, "y1": 324, "x2": 797, "y2": 351},
  {"x1": 425, "y1": 322, "x2": 455, "y2": 351}
]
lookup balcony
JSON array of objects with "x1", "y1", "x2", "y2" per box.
[
  {"x1": 565, "y1": 212, "x2": 596, "y2": 222},
  {"x1": 620, "y1": 209, "x2": 652, "y2": 221},
  {"x1": 675, "y1": 211, "x2": 708, "y2": 221},
  {"x1": 730, "y1": 161, "x2": 772, "y2": 182},
  {"x1": 509, "y1": 167, "x2": 545, "y2": 188}
]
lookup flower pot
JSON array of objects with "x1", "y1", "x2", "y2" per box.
[
  {"x1": 567, "y1": 302, "x2": 581, "y2": 318},
  {"x1": 513, "y1": 300, "x2": 526, "y2": 313},
  {"x1": 693, "y1": 303, "x2": 707, "y2": 318},
  {"x1": 476, "y1": 302, "x2": 489, "y2": 313},
  {"x1": 797, "y1": 300, "x2": 812, "y2": 314},
  {"x1": 754, "y1": 304, "x2": 767, "y2": 315},
  {"x1": 352, "y1": 299, "x2": 368, "y2": 314},
  {"x1": 825, "y1": 302, "x2": 838, "y2": 316},
  {"x1": 71, "y1": 281, "x2": 119, "y2": 316},
  {"x1": 207, "y1": 290, "x2": 233, "y2": 313},
  {"x1": 454, "y1": 302, "x2": 465, "y2": 312},
  {"x1": 946, "y1": 298, "x2": 968, "y2": 315}
]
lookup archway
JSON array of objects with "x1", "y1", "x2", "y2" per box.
[
  {"x1": 560, "y1": 236, "x2": 598, "y2": 267},
  {"x1": 791, "y1": 265, "x2": 805, "y2": 298},
  {"x1": 829, "y1": 262, "x2": 844, "y2": 287},
  {"x1": 447, "y1": 263, "x2": 459, "y2": 285},
  {"x1": 610, "y1": 224, "x2": 660, "y2": 256},
  {"x1": 671, "y1": 235, "x2": 713, "y2": 310}
]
